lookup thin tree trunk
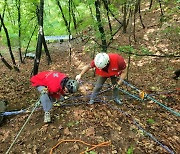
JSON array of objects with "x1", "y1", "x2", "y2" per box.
[
  {"x1": 71, "y1": 1, "x2": 77, "y2": 33},
  {"x1": 0, "y1": 14, "x2": 19, "y2": 72},
  {"x1": 149, "y1": 0, "x2": 153, "y2": 9},
  {"x1": 35, "y1": 2, "x2": 51, "y2": 66},
  {"x1": 102, "y1": 0, "x2": 112, "y2": 37},
  {"x1": 123, "y1": 2, "x2": 128, "y2": 33},
  {"x1": 95, "y1": 0, "x2": 107, "y2": 52},
  {"x1": 127, "y1": 54, "x2": 131, "y2": 81},
  {"x1": 16, "y1": 0, "x2": 23, "y2": 63},
  {"x1": 0, "y1": 0, "x2": 7, "y2": 32},
  {"x1": 0, "y1": 53, "x2": 13, "y2": 70},
  {"x1": 158, "y1": 0, "x2": 164, "y2": 16},
  {"x1": 56, "y1": 0, "x2": 72, "y2": 63},
  {"x1": 23, "y1": 25, "x2": 37, "y2": 62},
  {"x1": 68, "y1": 0, "x2": 72, "y2": 64},
  {"x1": 109, "y1": 8, "x2": 122, "y2": 25},
  {"x1": 133, "y1": 12, "x2": 136, "y2": 42},
  {"x1": 56, "y1": 0, "x2": 70, "y2": 34},
  {"x1": 128, "y1": 8, "x2": 133, "y2": 45},
  {"x1": 42, "y1": 35, "x2": 52, "y2": 65},
  {"x1": 133, "y1": 0, "x2": 141, "y2": 42},
  {"x1": 138, "y1": 0, "x2": 145, "y2": 29},
  {"x1": 33, "y1": 0, "x2": 44, "y2": 75}
]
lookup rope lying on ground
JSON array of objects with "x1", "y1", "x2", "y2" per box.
[
  {"x1": 1, "y1": 79, "x2": 179, "y2": 116},
  {"x1": 101, "y1": 100, "x2": 175, "y2": 154},
  {"x1": 4, "y1": 79, "x2": 177, "y2": 154},
  {"x1": 5, "y1": 100, "x2": 40, "y2": 154},
  {"x1": 119, "y1": 79, "x2": 180, "y2": 117},
  {"x1": 49, "y1": 139, "x2": 111, "y2": 154}
]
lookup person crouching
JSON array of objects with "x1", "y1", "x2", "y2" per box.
[{"x1": 30, "y1": 71, "x2": 79, "y2": 123}]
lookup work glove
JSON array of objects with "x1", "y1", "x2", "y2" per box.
[{"x1": 75, "y1": 74, "x2": 81, "y2": 81}]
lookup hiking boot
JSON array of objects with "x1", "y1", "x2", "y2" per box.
[
  {"x1": 88, "y1": 99, "x2": 94, "y2": 105},
  {"x1": 44, "y1": 112, "x2": 51, "y2": 123},
  {"x1": 114, "y1": 98, "x2": 123, "y2": 105}
]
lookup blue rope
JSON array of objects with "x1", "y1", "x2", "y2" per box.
[
  {"x1": 1, "y1": 110, "x2": 26, "y2": 116},
  {"x1": 120, "y1": 79, "x2": 180, "y2": 117},
  {"x1": 118, "y1": 88, "x2": 143, "y2": 101},
  {"x1": 100, "y1": 100, "x2": 175, "y2": 154},
  {"x1": 1, "y1": 91, "x2": 175, "y2": 153},
  {"x1": 146, "y1": 95, "x2": 180, "y2": 117}
]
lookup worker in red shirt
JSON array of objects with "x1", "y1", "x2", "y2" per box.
[
  {"x1": 31, "y1": 71, "x2": 79, "y2": 123},
  {"x1": 76, "y1": 53, "x2": 127, "y2": 105}
]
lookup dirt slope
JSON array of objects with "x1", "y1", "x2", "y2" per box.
[{"x1": 0, "y1": 3, "x2": 180, "y2": 153}]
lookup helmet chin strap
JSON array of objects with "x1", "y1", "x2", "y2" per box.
[
  {"x1": 102, "y1": 62, "x2": 110, "y2": 72},
  {"x1": 61, "y1": 77, "x2": 69, "y2": 89}
]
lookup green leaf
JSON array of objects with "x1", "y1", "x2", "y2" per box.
[
  {"x1": 126, "y1": 146, "x2": 133, "y2": 154},
  {"x1": 147, "y1": 118, "x2": 155, "y2": 124}
]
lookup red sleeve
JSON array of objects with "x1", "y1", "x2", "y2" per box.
[
  {"x1": 117, "y1": 55, "x2": 126, "y2": 70},
  {"x1": 90, "y1": 60, "x2": 95, "y2": 68}
]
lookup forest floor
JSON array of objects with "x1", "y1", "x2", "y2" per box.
[{"x1": 0, "y1": 4, "x2": 180, "y2": 154}]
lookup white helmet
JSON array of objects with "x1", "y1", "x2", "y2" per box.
[{"x1": 94, "y1": 53, "x2": 109, "y2": 69}]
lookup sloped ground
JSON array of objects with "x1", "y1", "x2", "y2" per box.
[
  {"x1": 0, "y1": 3, "x2": 180, "y2": 154},
  {"x1": 0, "y1": 39, "x2": 179, "y2": 154}
]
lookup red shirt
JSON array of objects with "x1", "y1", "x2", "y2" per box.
[
  {"x1": 90, "y1": 53, "x2": 126, "y2": 77},
  {"x1": 30, "y1": 71, "x2": 67, "y2": 98}
]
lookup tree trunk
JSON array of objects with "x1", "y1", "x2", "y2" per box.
[
  {"x1": 95, "y1": 0, "x2": 107, "y2": 52},
  {"x1": 122, "y1": 2, "x2": 128, "y2": 33},
  {"x1": 68, "y1": 0, "x2": 72, "y2": 64},
  {"x1": 0, "y1": 14, "x2": 19, "y2": 72},
  {"x1": 0, "y1": 0, "x2": 7, "y2": 32},
  {"x1": 71, "y1": 1, "x2": 77, "y2": 33},
  {"x1": 56, "y1": 0, "x2": 70, "y2": 34},
  {"x1": 16, "y1": 0, "x2": 23, "y2": 63},
  {"x1": 102, "y1": 0, "x2": 112, "y2": 37},
  {"x1": 42, "y1": 34, "x2": 52, "y2": 65},
  {"x1": 23, "y1": 25, "x2": 37, "y2": 62},
  {"x1": 138, "y1": 0, "x2": 145, "y2": 29},
  {"x1": 149, "y1": 0, "x2": 153, "y2": 9},
  {"x1": 32, "y1": 0, "x2": 44, "y2": 75},
  {"x1": 158, "y1": 0, "x2": 164, "y2": 16},
  {"x1": 0, "y1": 53, "x2": 13, "y2": 70}
]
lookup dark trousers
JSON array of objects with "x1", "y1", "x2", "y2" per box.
[{"x1": 90, "y1": 76, "x2": 120, "y2": 101}]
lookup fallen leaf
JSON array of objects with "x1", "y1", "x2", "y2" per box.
[
  {"x1": 85, "y1": 127, "x2": 95, "y2": 137},
  {"x1": 64, "y1": 127, "x2": 71, "y2": 135}
]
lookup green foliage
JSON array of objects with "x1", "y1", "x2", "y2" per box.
[
  {"x1": 140, "y1": 46, "x2": 152, "y2": 54},
  {"x1": 118, "y1": 46, "x2": 153, "y2": 55},
  {"x1": 161, "y1": 26, "x2": 180, "y2": 42},
  {"x1": 147, "y1": 118, "x2": 155, "y2": 125},
  {"x1": 67, "y1": 121, "x2": 79, "y2": 127},
  {"x1": 126, "y1": 146, "x2": 134, "y2": 154},
  {"x1": 0, "y1": 0, "x2": 179, "y2": 55},
  {"x1": 163, "y1": 26, "x2": 180, "y2": 35},
  {"x1": 85, "y1": 151, "x2": 97, "y2": 154},
  {"x1": 118, "y1": 45, "x2": 136, "y2": 54}
]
